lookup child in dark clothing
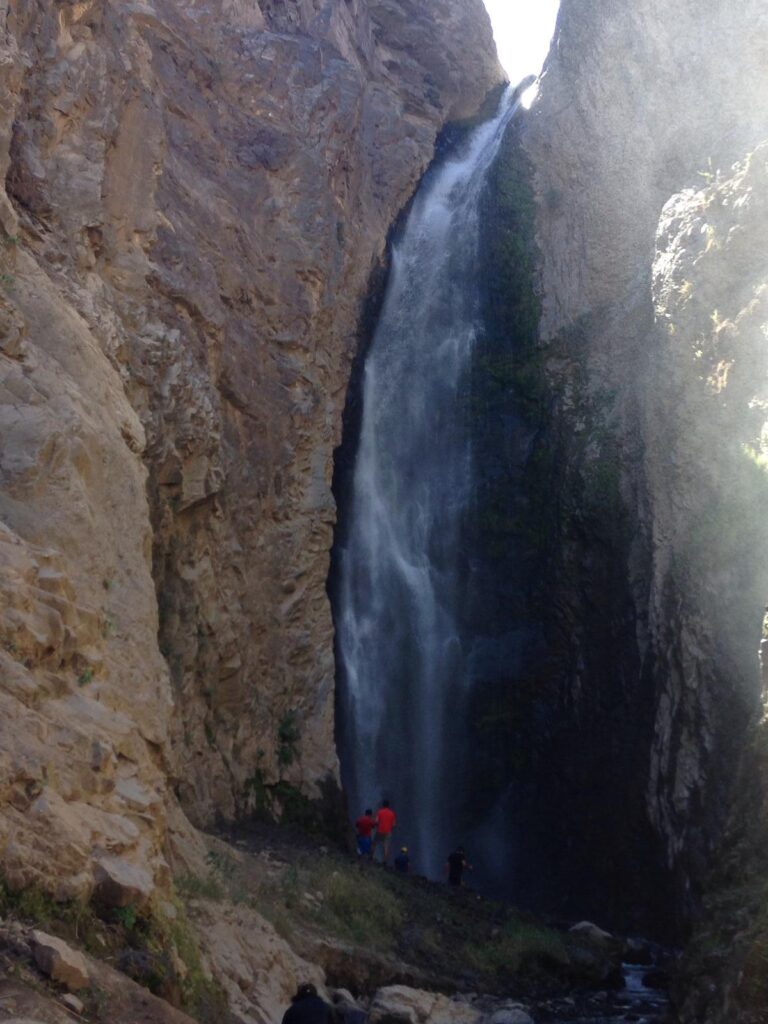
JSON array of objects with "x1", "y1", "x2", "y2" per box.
[{"x1": 394, "y1": 846, "x2": 410, "y2": 874}]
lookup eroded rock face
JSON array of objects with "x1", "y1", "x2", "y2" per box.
[
  {"x1": 0, "y1": 256, "x2": 175, "y2": 899},
  {"x1": 191, "y1": 900, "x2": 325, "y2": 1024},
  {"x1": 0, "y1": 0, "x2": 502, "y2": 900}
]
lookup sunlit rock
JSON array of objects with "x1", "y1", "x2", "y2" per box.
[{"x1": 32, "y1": 931, "x2": 90, "y2": 991}]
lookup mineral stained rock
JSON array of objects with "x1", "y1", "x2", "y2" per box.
[{"x1": 0, "y1": 0, "x2": 503, "y2": 900}]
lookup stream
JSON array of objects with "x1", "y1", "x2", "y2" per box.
[{"x1": 540, "y1": 963, "x2": 669, "y2": 1024}]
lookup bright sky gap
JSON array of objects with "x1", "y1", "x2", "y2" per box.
[{"x1": 482, "y1": 0, "x2": 561, "y2": 87}]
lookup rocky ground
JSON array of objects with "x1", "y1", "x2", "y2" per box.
[{"x1": 0, "y1": 822, "x2": 672, "y2": 1024}]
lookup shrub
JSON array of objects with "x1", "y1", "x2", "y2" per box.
[
  {"x1": 277, "y1": 710, "x2": 301, "y2": 768},
  {"x1": 464, "y1": 919, "x2": 569, "y2": 976},
  {"x1": 316, "y1": 864, "x2": 404, "y2": 947}
]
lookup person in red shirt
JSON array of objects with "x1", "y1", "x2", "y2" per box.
[
  {"x1": 355, "y1": 808, "x2": 375, "y2": 858},
  {"x1": 373, "y1": 799, "x2": 397, "y2": 864}
]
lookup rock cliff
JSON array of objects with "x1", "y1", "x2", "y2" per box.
[
  {"x1": 434, "y1": 0, "x2": 768, "y2": 938},
  {"x1": 658, "y1": 148, "x2": 768, "y2": 1023},
  {"x1": 6, "y1": 0, "x2": 768, "y2": 1015},
  {"x1": 0, "y1": 0, "x2": 503, "y2": 904},
  {"x1": 474, "y1": 0, "x2": 768, "y2": 934}
]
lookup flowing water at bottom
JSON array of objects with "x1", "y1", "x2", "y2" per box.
[{"x1": 541, "y1": 964, "x2": 669, "y2": 1024}]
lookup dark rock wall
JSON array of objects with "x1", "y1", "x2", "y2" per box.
[
  {"x1": 469, "y1": 123, "x2": 677, "y2": 933},
  {"x1": 470, "y1": 0, "x2": 768, "y2": 937}
]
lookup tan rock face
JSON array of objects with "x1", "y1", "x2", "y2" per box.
[
  {"x1": 647, "y1": 144, "x2": 768, "y2": 862},
  {"x1": 0, "y1": 256, "x2": 174, "y2": 899},
  {"x1": 528, "y1": 0, "x2": 768, "y2": 342},
  {"x1": 0, "y1": 0, "x2": 502, "y2": 900},
  {"x1": 655, "y1": 147, "x2": 768, "y2": 1010},
  {"x1": 190, "y1": 900, "x2": 325, "y2": 1024}
]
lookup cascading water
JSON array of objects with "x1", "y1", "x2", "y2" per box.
[{"x1": 335, "y1": 87, "x2": 524, "y2": 878}]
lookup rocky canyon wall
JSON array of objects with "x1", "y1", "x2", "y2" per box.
[
  {"x1": 659, "y1": 145, "x2": 768, "y2": 1024},
  {"x1": 0, "y1": 0, "x2": 503, "y2": 903},
  {"x1": 477, "y1": 0, "x2": 768, "y2": 934}
]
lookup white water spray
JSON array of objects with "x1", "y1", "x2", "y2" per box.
[{"x1": 336, "y1": 87, "x2": 523, "y2": 877}]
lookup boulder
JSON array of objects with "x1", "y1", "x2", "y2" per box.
[
  {"x1": 93, "y1": 856, "x2": 153, "y2": 908},
  {"x1": 60, "y1": 993, "x2": 85, "y2": 1015},
  {"x1": 623, "y1": 938, "x2": 654, "y2": 966},
  {"x1": 569, "y1": 921, "x2": 614, "y2": 944},
  {"x1": 367, "y1": 985, "x2": 431, "y2": 1024},
  {"x1": 488, "y1": 1009, "x2": 534, "y2": 1024},
  {"x1": 642, "y1": 967, "x2": 671, "y2": 991},
  {"x1": 370, "y1": 986, "x2": 481, "y2": 1024},
  {"x1": 32, "y1": 931, "x2": 90, "y2": 990},
  {"x1": 332, "y1": 988, "x2": 368, "y2": 1024},
  {"x1": 331, "y1": 989, "x2": 363, "y2": 1011}
]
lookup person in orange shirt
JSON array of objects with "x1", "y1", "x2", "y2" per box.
[{"x1": 373, "y1": 799, "x2": 397, "y2": 864}]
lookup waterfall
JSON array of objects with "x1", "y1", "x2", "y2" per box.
[{"x1": 335, "y1": 87, "x2": 522, "y2": 878}]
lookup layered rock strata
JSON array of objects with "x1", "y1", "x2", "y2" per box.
[{"x1": 0, "y1": 0, "x2": 502, "y2": 901}]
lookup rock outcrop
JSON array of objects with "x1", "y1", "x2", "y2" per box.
[
  {"x1": 191, "y1": 899, "x2": 325, "y2": 1024},
  {"x1": 0, "y1": 0, "x2": 502, "y2": 903},
  {"x1": 1, "y1": 919, "x2": 200, "y2": 1024},
  {"x1": 653, "y1": 148, "x2": 768, "y2": 1024}
]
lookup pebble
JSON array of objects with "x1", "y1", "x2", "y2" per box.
[{"x1": 61, "y1": 993, "x2": 85, "y2": 1015}]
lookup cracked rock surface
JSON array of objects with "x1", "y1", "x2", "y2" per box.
[{"x1": 0, "y1": 0, "x2": 502, "y2": 900}]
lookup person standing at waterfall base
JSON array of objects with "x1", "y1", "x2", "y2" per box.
[
  {"x1": 372, "y1": 799, "x2": 397, "y2": 864},
  {"x1": 445, "y1": 846, "x2": 472, "y2": 887},
  {"x1": 355, "y1": 808, "x2": 375, "y2": 859},
  {"x1": 394, "y1": 846, "x2": 411, "y2": 874}
]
